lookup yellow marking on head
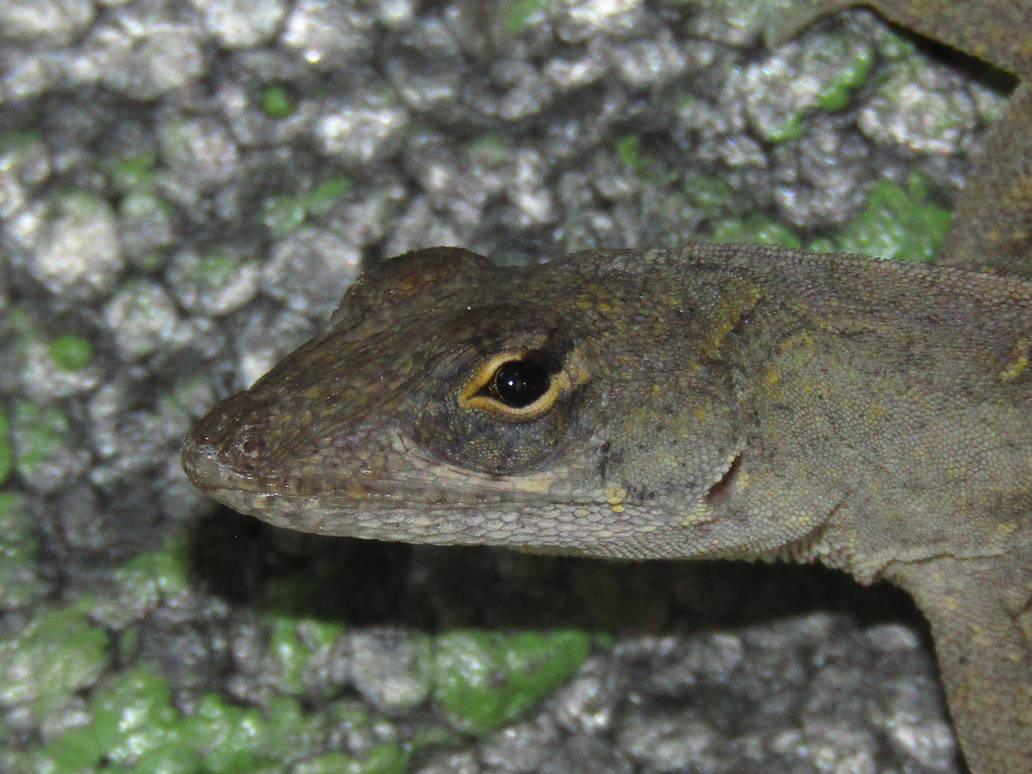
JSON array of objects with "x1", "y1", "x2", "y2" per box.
[
  {"x1": 765, "y1": 366, "x2": 779, "y2": 386},
  {"x1": 563, "y1": 349, "x2": 591, "y2": 388},
  {"x1": 996, "y1": 521, "x2": 1018, "y2": 537},
  {"x1": 410, "y1": 448, "x2": 559, "y2": 495},
  {"x1": 999, "y1": 338, "x2": 1029, "y2": 382},
  {"x1": 603, "y1": 483, "x2": 627, "y2": 506},
  {"x1": 575, "y1": 282, "x2": 619, "y2": 315},
  {"x1": 504, "y1": 471, "x2": 557, "y2": 494},
  {"x1": 681, "y1": 502, "x2": 713, "y2": 526},
  {"x1": 694, "y1": 407, "x2": 706, "y2": 421}
]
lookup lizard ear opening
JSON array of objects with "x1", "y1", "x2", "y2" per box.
[{"x1": 704, "y1": 452, "x2": 742, "y2": 506}]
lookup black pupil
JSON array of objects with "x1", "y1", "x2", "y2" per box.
[{"x1": 492, "y1": 360, "x2": 549, "y2": 408}]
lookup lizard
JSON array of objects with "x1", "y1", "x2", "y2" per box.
[{"x1": 182, "y1": 2, "x2": 1032, "y2": 772}]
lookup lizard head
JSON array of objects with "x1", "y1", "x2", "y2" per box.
[{"x1": 182, "y1": 246, "x2": 759, "y2": 557}]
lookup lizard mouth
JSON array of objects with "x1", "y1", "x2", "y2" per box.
[
  {"x1": 181, "y1": 430, "x2": 572, "y2": 533},
  {"x1": 182, "y1": 433, "x2": 442, "y2": 535},
  {"x1": 181, "y1": 432, "x2": 578, "y2": 544},
  {"x1": 182, "y1": 434, "x2": 411, "y2": 501}
]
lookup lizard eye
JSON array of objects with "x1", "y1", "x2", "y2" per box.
[
  {"x1": 459, "y1": 351, "x2": 563, "y2": 419},
  {"x1": 414, "y1": 339, "x2": 587, "y2": 474},
  {"x1": 484, "y1": 360, "x2": 549, "y2": 407}
]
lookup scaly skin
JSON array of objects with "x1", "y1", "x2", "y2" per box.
[{"x1": 183, "y1": 3, "x2": 1032, "y2": 772}]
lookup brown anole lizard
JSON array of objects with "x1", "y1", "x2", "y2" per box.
[{"x1": 183, "y1": 2, "x2": 1032, "y2": 772}]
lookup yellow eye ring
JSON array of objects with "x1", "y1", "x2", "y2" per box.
[{"x1": 458, "y1": 351, "x2": 569, "y2": 420}]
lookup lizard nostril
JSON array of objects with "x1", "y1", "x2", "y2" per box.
[{"x1": 234, "y1": 431, "x2": 267, "y2": 464}]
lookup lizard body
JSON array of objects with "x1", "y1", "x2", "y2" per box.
[{"x1": 184, "y1": 2, "x2": 1032, "y2": 772}]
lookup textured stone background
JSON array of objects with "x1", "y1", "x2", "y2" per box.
[{"x1": 0, "y1": 0, "x2": 1006, "y2": 771}]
